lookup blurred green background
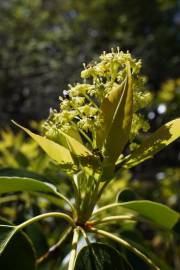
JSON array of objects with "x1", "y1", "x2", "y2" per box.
[
  {"x1": 0, "y1": 0, "x2": 180, "y2": 269},
  {"x1": 0, "y1": 0, "x2": 180, "y2": 124},
  {"x1": 0, "y1": 0, "x2": 179, "y2": 199}
]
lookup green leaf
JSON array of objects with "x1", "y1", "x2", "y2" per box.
[
  {"x1": 122, "y1": 118, "x2": 180, "y2": 169},
  {"x1": 0, "y1": 167, "x2": 49, "y2": 182},
  {"x1": 117, "y1": 200, "x2": 180, "y2": 230},
  {"x1": 64, "y1": 127, "x2": 83, "y2": 144},
  {"x1": 12, "y1": 121, "x2": 74, "y2": 165},
  {"x1": 74, "y1": 242, "x2": 133, "y2": 270},
  {"x1": 102, "y1": 63, "x2": 133, "y2": 164},
  {"x1": 121, "y1": 231, "x2": 173, "y2": 270},
  {"x1": 0, "y1": 225, "x2": 17, "y2": 255},
  {"x1": 0, "y1": 176, "x2": 71, "y2": 208},
  {"x1": 59, "y1": 130, "x2": 93, "y2": 157},
  {"x1": 0, "y1": 218, "x2": 36, "y2": 270},
  {"x1": 96, "y1": 82, "x2": 124, "y2": 149},
  {"x1": 0, "y1": 176, "x2": 57, "y2": 195},
  {"x1": 91, "y1": 229, "x2": 159, "y2": 270}
]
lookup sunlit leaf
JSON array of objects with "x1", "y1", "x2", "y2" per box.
[
  {"x1": 75, "y1": 242, "x2": 133, "y2": 270},
  {"x1": 12, "y1": 121, "x2": 74, "y2": 165},
  {"x1": 116, "y1": 200, "x2": 180, "y2": 230},
  {"x1": 102, "y1": 63, "x2": 133, "y2": 163},
  {"x1": 122, "y1": 118, "x2": 180, "y2": 169},
  {"x1": 96, "y1": 82, "x2": 124, "y2": 149},
  {"x1": 59, "y1": 130, "x2": 92, "y2": 157},
  {"x1": 65, "y1": 127, "x2": 83, "y2": 144}
]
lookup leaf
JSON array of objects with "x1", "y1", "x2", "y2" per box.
[
  {"x1": 102, "y1": 63, "x2": 133, "y2": 163},
  {"x1": 120, "y1": 231, "x2": 173, "y2": 270},
  {"x1": 0, "y1": 218, "x2": 36, "y2": 270},
  {"x1": 91, "y1": 229, "x2": 159, "y2": 270},
  {"x1": 59, "y1": 130, "x2": 93, "y2": 157},
  {"x1": 96, "y1": 82, "x2": 124, "y2": 149},
  {"x1": 0, "y1": 176, "x2": 57, "y2": 195},
  {"x1": 122, "y1": 118, "x2": 180, "y2": 169},
  {"x1": 0, "y1": 176, "x2": 70, "y2": 208},
  {"x1": 64, "y1": 127, "x2": 83, "y2": 144},
  {"x1": 0, "y1": 225, "x2": 17, "y2": 255},
  {"x1": 117, "y1": 200, "x2": 180, "y2": 230},
  {"x1": 12, "y1": 121, "x2": 74, "y2": 165},
  {"x1": 0, "y1": 167, "x2": 49, "y2": 182},
  {"x1": 74, "y1": 242, "x2": 133, "y2": 270}
]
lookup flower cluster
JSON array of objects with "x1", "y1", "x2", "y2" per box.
[{"x1": 43, "y1": 48, "x2": 151, "y2": 152}]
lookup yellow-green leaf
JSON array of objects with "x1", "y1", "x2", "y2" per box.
[
  {"x1": 59, "y1": 131, "x2": 93, "y2": 157},
  {"x1": 96, "y1": 82, "x2": 124, "y2": 149},
  {"x1": 123, "y1": 118, "x2": 180, "y2": 169},
  {"x1": 12, "y1": 121, "x2": 74, "y2": 165},
  {"x1": 102, "y1": 62, "x2": 133, "y2": 163},
  {"x1": 66, "y1": 128, "x2": 83, "y2": 144}
]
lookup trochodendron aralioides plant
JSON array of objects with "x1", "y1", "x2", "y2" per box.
[{"x1": 1, "y1": 49, "x2": 180, "y2": 270}]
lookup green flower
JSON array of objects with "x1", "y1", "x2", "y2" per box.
[{"x1": 43, "y1": 48, "x2": 151, "y2": 156}]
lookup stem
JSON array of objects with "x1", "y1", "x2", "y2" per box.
[
  {"x1": 0, "y1": 195, "x2": 22, "y2": 204},
  {"x1": 55, "y1": 191, "x2": 76, "y2": 215},
  {"x1": 37, "y1": 226, "x2": 73, "y2": 265},
  {"x1": 90, "y1": 228, "x2": 160, "y2": 270},
  {"x1": 71, "y1": 173, "x2": 81, "y2": 215},
  {"x1": 92, "y1": 202, "x2": 120, "y2": 217},
  {"x1": 90, "y1": 214, "x2": 136, "y2": 226},
  {"x1": 79, "y1": 128, "x2": 93, "y2": 146},
  {"x1": 78, "y1": 176, "x2": 100, "y2": 223},
  {"x1": 79, "y1": 227, "x2": 91, "y2": 246},
  {"x1": 68, "y1": 228, "x2": 80, "y2": 270},
  {"x1": 70, "y1": 120, "x2": 93, "y2": 146},
  {"x1": 84, "y1": 94, "x2": 99, "y2": 109},
  {"x1": 16, "y1": 212, "x2": 75, "y2": 231}
]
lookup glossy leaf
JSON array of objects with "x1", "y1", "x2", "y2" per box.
[
  {"x1": 12, "y1": 121, "x2": 74, "y2": 165},
  {"x1": 0, "y1": 176, "x2": 57, "y2": 195},
  {"x1": 0, "y1": 176, "x2": 70, "y2": 208},
  {"x1": 91, "y1": 229, "x2": 159, "y2": 270},
  {"x1": 0, "y1": 225, "x2": 17, "y2": 255},
  {"x1": 121, "y1": 231, "x2": 173, "y2": 270},
  {"x1": 102, "y1": 63, "x2": 133, "y2": 163},
  {"x1": 74, "y1": 242, "x2": 133, "y2": 270},
  {"x1": 0, "y1": 218, "x2": 36, "y2": 270},
  {"x1": 117, "y1": 200, "x2": 180, "y2": 230},
  {"x1": 122, "y1": 118, "x2": 180, "y2": 169}
]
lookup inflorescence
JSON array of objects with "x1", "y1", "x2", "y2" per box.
[{"x1": 43, "y1": 48, "x2": 152, "y2": 152}]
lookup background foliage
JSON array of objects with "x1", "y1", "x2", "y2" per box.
[{"x1": 0, "y1": 0, "x2": 180, "y2": 124}]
